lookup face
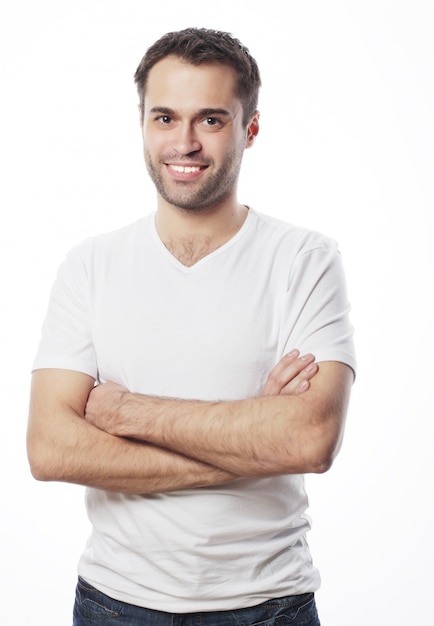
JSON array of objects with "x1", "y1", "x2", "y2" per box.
[{"x1": 141, "y1": 56, "x2": 259, "y2": 213}]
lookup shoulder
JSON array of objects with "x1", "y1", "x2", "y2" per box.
[
  {"x1": 248, "y1": 208, "x2": 338, "y2": 256},
  {"x1": 64, "y1": 214, "x2": 153, "y2": 266}
]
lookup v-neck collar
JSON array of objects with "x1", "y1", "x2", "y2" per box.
[{"x1": 150, "y1": 209, "x2": 254, "y2": 272}]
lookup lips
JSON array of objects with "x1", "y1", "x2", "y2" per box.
[
  {"x1": 169, "y1": 164, "x2": 204, "y2": 173},
  {"x1": 165, "y1": 163, "x2": 208, "y2": 179}
]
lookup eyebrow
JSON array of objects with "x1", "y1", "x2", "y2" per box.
[{"x1": 149, "y1": 106, "x2": 232, "y2": 118}]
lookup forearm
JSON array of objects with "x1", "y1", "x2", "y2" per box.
[
  {"x1": 27, "y1": 370, "x2": 237, "y2": 494},
  {"x1": 94, "y1": 362, "x2": 352, "y2": 477},
  {"x1": 118, "y1": 393, "x2": 319, "y2": 476},
  {"x1": 28, "y1": 414, "x2": 237, "y2": 493}
]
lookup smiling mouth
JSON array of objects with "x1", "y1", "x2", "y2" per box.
[{"x1": 167, "y1": 164, "x2": 208, "y2": 174}]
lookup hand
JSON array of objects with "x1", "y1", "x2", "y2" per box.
[
  {"x1": 262, "y1": 350, "x2": 318, "y2": 396},
  {"x1": 85, "y1": 382, "x2": 129, "y2": 436}
]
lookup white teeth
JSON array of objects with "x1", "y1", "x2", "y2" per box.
[{"x1": 170, "y1": 165, "x2": 201, "y2": 173}]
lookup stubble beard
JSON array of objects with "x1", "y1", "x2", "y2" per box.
[{"x1": 144, "y1": 147, "x2": 244, "y2": 213}]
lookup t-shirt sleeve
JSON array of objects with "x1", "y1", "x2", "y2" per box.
[
  {"x1": 32, "y1": 243, "x2": 98, "y2": 378},
  {"x1": 279, "y1": 241, "x2": 356, "y2": 376}
]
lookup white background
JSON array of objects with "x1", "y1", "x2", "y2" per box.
[{"x1": 1, "y1": 1, "x2": 433, "y2": 624}]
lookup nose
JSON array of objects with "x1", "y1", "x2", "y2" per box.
[{"x1": 172, "y1": 122, "x2": 202, "y2": 155}]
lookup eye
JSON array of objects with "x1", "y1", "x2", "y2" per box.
[
  {"x1": 201, "y1": 116, "x2": 224, "y2": 130},
  {"x1": 159, "y1": 115, "x2": 172, "y2": 124}
]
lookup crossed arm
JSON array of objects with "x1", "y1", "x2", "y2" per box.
[{"x1": 27, "y1": 351, "x2": 353, "y2": 494}]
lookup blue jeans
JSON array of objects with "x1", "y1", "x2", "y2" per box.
[{"x1": 73, "y1": 577, "x2": 320, "y2": 625}]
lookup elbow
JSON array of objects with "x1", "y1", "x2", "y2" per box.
[
  {"x1": 265, "y1": 441, "x2": 337, "y2": 477},
  {"x1": 276, "y1": 419, "x2": 344, "y2": 476},
  {"x1": 28, "y1": 457, "x2": 48, "y2": 483},
  {"x1": 27, "y1": 443, "x2": 48, "y2": 482},
  {"x1": 309, "y1": 454, "x2": 334, "y2": 474},
  {"x1": 27, "y1": 432, "x2": 58, "y2": 482},
  {"x1": 306, "y1": 422, "x2": 344, "y2": 474},
  {"x1": 293, "y1": 447, "x2": 335, "y2": 475},
  {"x1": 28, "y1": 464, "x2": 51, "y2": 483}
]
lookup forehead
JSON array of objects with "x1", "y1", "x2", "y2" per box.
[{"x1": 144, "y1": 56, "x2": 240, "y2": 111}]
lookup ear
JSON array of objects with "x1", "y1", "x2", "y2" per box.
[
  {"x1": 245, "y1": 111, "x2": 260, "y2": 148},
  {"x1": 138, "y1": 103, "x2": 144, "y2": 129}
]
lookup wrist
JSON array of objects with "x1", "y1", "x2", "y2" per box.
[
  {"x1": 117, "y1": 391, "x2": 153, "y2": 440},
  {"x1": 116, "y1": 390, "x2": 136, "y2": 437}
]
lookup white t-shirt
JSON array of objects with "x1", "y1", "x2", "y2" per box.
[{"x1": 33, "y1": 208, "x2": 356, "y2": 612}]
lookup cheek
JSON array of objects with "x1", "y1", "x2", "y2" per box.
[
  {"x1": 206, "y1": 132, "x2": 242, "y2": 158},
  {"x1": 143, "y1": 136, "x2": 167, "y2": 164},
  {"x1": 142, "y1": 124, "x2": 165, "y2": 148}
]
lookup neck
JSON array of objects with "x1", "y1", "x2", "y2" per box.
[{"x1": 155, "y1": 199, "x2": 248, "y2": 266}]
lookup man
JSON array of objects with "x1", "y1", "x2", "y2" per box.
[{"x1": 27, "y1": 27, "x2": 356, "y2": 626}]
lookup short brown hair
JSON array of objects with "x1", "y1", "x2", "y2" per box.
[{"x1": 134, "y1": 27, "x2": 261, "y2": 127}]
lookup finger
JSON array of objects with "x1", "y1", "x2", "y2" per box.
[
  {"x1": 262, "y1": 350, "x2": 299, "y2": 395},
  {"x1": 263, "y1": 351, "x2": 315, "y2": 396},
  {"x1": 263, "y1": 351, "x2": 315, "y2": 395},
  {"x1": 279, "y1": 361, "x2": 319, "y2": 396}
]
